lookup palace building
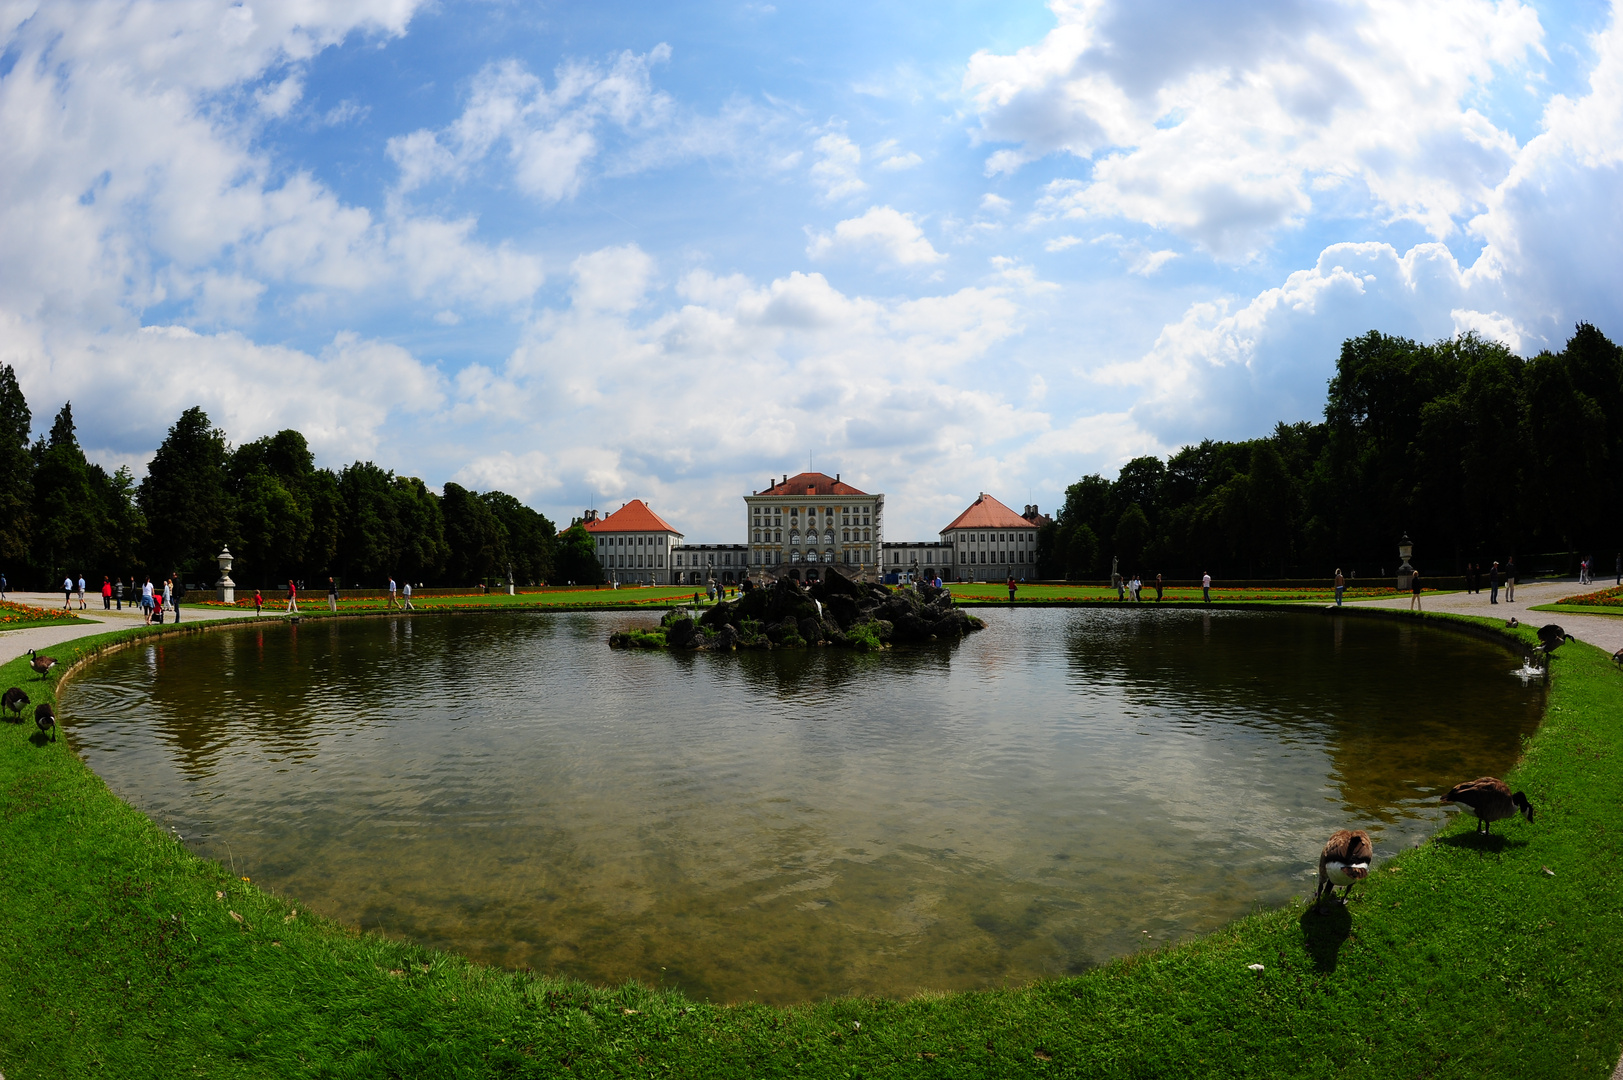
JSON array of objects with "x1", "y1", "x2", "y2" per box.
[
  {"x1": 581, "y1": 501, "x2": 684, "y2": 585},
  {"x1": 671, "y1": 543, "x2": 750, "y2": 586},
  {"x1": 743, "y1": 472, "x2": 883, "y2": 582},
  {"x1": 939, "y1": 493, "x2": 1040, "y2": 581}
]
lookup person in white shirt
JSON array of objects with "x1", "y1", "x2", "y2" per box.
[
  {"x1": 62, "y1": 575, "x2": 73, "y2": 609},
  {"x1": 403, "y1": 582, "x2": 413, "y2": 610},
  {"x1": 387, "y1": 577, "x2": 399, "y2": 610},
  {"x1": 76, "y1": 575, "x2": 86, "y2": 610},
  {"x1": 1202, "y1": 572, "x2": 1212, "y2": 603}
]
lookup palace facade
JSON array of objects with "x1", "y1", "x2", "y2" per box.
[
  {"x1": 578, "y1": 485, "x2": 1045, "y2": 585},
  {"x1": 742, "y1": 472, "x2": 883, "y2": 582}
]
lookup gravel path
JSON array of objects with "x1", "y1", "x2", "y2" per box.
[
  {"x1": 0, "y1": 590, "x2": 247, "y2": 667},
  {"x1": 1350, "y1": 577, "x2": 1623, "y2": 655}
]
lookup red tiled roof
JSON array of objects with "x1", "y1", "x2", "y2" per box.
[
  {"x1": 582, "y1": 499, "x2": 681, "y2": 535},
  {"x1": 756, "y1": 471, "x2": 869, "y2": 497},
  {"x1": 941, "y1": 493, "x2": 1035, "y2": 532}
]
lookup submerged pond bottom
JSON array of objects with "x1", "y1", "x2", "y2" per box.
[{"x1": 62, "y1": 607, "x2": 1543, "y2": 1003}]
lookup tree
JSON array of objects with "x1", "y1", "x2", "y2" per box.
[
  {"x1": 33, "y1": 403, "x2": 104, "y2": 581},
  {"x1": 1113, "y1": 504, "x2": 1151, "y2": 571},
  {"x1": 1064, "y1": 524, "x2": 1098, "y2": 581},
  {"x1": 0, "y1": 365, "x2": 33, "y2": 565},
  {"x1": 553, "y1": 523, "x2": 602, "y2": 585},
  {"x1": 230, "y1": 431, "x2": 318, "y2": 585},
  {"x1": 140, "y1": 407, "x2": 232, "y2": 577},
  {"x1": 442, "y1": 482, "x2": 504, "y2": 586},
  {"x1": 481, "y1": 490, "x2": 557, "y2": 585}
]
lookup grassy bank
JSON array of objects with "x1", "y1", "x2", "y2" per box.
[{"x1": 2, "y1": 612, "x2": 1622, "y2": 1078}]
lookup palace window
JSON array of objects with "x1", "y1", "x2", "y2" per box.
[{"x1": 842, "y1": 530, "x2": 849, "y2": 542}]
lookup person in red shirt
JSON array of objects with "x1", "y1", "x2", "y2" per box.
[
  {"x1": 1006, "y1": 575, "x2": 1017, "y2": 602},
  {"x1": 100, "y1": 576, "x2": 112, "y2": 610},
  {"x1": 253, "y1": 588, "x2": 263, "y2": 616},
  {"x1": 286, "y1": 579, "x2": 299, "y2": 615}
]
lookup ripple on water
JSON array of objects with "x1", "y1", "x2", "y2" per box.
[{"x1": 61, "y1": 607, "x2": 1544, "y2": 1003}]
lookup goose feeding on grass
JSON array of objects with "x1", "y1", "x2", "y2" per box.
[
  {"x1": 27, "y1": 649, "x2": 57, "y2": 679},
  {"x1": 1441, "y1": 777, "x2": 1533, "y2": 834},
  {"x1": 3, "y1": 686, "x2": 29, "y2": 720},
  {"x1": 34, "y1": 702, "x2": 54, "y2": 742},
  {"x1": 1313, "y1": 830, "x2": 1373, "y2": 914}
]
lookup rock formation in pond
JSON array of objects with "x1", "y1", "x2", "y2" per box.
[{"x1": 609, "y1": 570, "x2": 984, "y2": 651}]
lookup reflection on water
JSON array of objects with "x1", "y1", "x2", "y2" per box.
[{"x1": 62, "y1": 608, "x2": 1542, "y2": 1003}]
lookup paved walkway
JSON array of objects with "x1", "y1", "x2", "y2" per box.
[
  {"x1": 1350, "y1": 577, "x2": 1623, "y2": 656},
  {"x1": 0, "y1": 590, "x2": 247, "y2": 667}
]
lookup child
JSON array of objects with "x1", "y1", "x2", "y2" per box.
[{"x1": 253, "y1": 589, "x2": 263, "y2": 617}]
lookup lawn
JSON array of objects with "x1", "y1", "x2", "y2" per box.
[
  {"x1": 1, "y1": 611, "x2": 1621, "y2": 1078},
  {"x1": 948, "y1": 582, "x2": 1405, "y2": 605}
]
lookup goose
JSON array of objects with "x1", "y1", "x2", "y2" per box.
[
  {"x1": 27, "y1": 649, "x2": 57, "y2": 679},
  {"x1": 1535, "y1": 624, "x2": 1573, "y2": 654},
  {"x1": 1506, "y1": 617, "x2": 1519, "y2": 629},
  {"x1": 1612, "y1": 647, "x2": 1623, "y2": 667},
  {"x1": 2, "y1": 686, "x2": 29, "y2": 720},
  {"x1": 1313, "y1": 830, "x2": 1373, "y2": 914},
  {"x1": 1441, "y1": 776, "x2": 1533, "y2": 834},
  {"x1": 34, "y1": 702, "x2": 55, "y2": 742}
]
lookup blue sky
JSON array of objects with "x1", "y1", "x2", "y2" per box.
[{"x1": 2, "y1": 0, "x2": 1620, "y2": 540}]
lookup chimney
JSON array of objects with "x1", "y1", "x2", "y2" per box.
[{"x1": 836, "y1": 472, "x2": 840, "y2": 481}]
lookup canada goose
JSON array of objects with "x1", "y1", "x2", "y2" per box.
[
  {"x1": 34, "y1": 702, "x2": 55, "y2": 742},
  {"x1": 1536, "y1": 624, "x2": 1573, "y2": 654},
  {"x1": 27, "y1": 649, "x2": 57, "y2": 679},
  {"x1": 1313, "y1": 830, "x2": 1373, "y2": 913},
  {"x1": 1507, "y1": 617, "x2": 1519, "y2": 629},
  {"x1": 1612, "y1": 647, "x2": 1623, "y2": 667},
  {"x1": 1441, "y1": 776, "x2": 1534, "y2": 834},
  {"x1": 2, "y1": 686, "x2": 29, "y2": 720}
]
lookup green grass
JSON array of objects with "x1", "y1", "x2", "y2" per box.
[
  {"x1": 2, "y1": 612, "x2": 1623, "y2": 1077},
  {"x1": 950, "y1": 582, "x2": 1408, "y2": 605},
  {"x1": 1530, "y1": 603, "x2": 1623, "y2": 618}
]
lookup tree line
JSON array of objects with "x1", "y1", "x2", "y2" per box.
[
  {"x1": 1037, "y1": 324, "x2": 1623, "y2": 581},
  {"x1": 0, "y1": 378, "x2": 603, "y2": 590}
]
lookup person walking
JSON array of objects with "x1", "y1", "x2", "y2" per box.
[
  {"x1": 387, "y1": 577, "x2": 399, "y2": 610},
  {"x1": 1155, "y1": 573, "x2": 1164, "y2": 602},
  {"x1": 171, "y1": 577, "x2": 183, "y2": 622},
  {"x1": 403, "y1": 582, "x2": 413, "y2": 610},
  {"x1": 62, "y1": 575, "x2": 73, "y2": 609},
  {"x1": 286, "y1": 578, "x2": 299, "y2": 615},
  {"x1": 114, "y1": 577, "x2": 123, "y2": 610},
  {"x1": 1505, "y1": 557, "x2": 1516, "y2": 602},
  {"x1": 253, "y1": 588, "x2": 263, "y2": 617},
  {"x1": 1, "y1": 571, "x2": 7, "y2": 599},
  {"x1": 1202, "y1": 571, "x2": 1212, "y2": 603},
  {"x1": 1006, "y1": 574, "x2": 1017, "y2": 603},
  {"x1": 141, "y1": 577, "x2": 154, "y2": 624},
  {"x1": 101, "y1": 576, "x2": 112, "y2": 609},
  {"x1": 163, "y1": 577, "x2": 173, "y2": 620},
  {"x1": 1409, "y1": 568, "x2": 1423, "y2": 611},
  {"x1": 1489, "y1": 561, "x2": 1500, "y2": 604},
  {"x1": 1334, "y1": 568, "x2": 1345, "y2": 607},
  {"x1": 327, "y1": 576, "x2": 338, "y2": 613},
  {"x1": 77, "y1": 574, "x2": 86, "y2": 610}
]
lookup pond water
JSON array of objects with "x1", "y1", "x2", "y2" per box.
[{"x1": 61, "y1": 607, "x2": 1542, "y2": 1004}]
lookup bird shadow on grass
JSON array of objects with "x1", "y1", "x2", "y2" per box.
[
  {"x1": 1299, "y1": 903, "x2": 1352, "y2": 973},
  {"x1": 28, "y1": 731, "x2": 55, "y2": 747},
  {"x1": 1435, "y1": 832, "x2": 1522, "y2": 854}
]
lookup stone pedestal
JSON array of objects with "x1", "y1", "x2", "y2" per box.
[{"x1": 217, "y1": 576, "x2": 235, "y2": 603}]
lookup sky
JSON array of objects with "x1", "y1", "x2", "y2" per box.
[{"x1": 2, "y1": 0, "x2": 1620, "y2": 542}]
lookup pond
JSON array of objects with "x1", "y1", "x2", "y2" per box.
[{"x1": 61, "y1": 607, "x2": 1542, "y2": 1004}]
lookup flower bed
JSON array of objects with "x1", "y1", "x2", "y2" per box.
[
  {"x1": 1556, "y1": 585, "x2": 1623, "y2": 607},
  {"x1": 0, "y1": 598, "x2": 87, "y2": 623}
]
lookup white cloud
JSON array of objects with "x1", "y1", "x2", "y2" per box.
[
  {"x1": 256, "y1": 74, "x2": 304, "y2": 119},
  {"x1": 806, "y1": 206, "x2": 946, "y2": 266},
  {"x1": 809, "y1": 132, "x2": 867, "y2": 201},
  {"x1": 878, "y1": 151, "x2": 924, "y2": 171},
  {"x1": 967, "y1": 0, "x2": 1546, "y2": 257},
  {"x1": 387, "y1": 47, "x2": 675, "y2": 202},
  {"x1": 1044, "y1": 234, "x2": 1083, "y2": 252},
  {"x1": 1127, "y1": 249, "x2": 1178, "y2": 276},
  {"x1": 570, "y1": 244, "x2": 656, "y2": 312},
  {"x1": 980, "y1": 193, "x2": 1012, "y2": 214}
]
